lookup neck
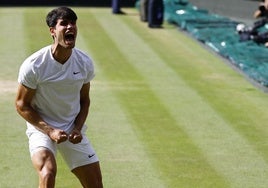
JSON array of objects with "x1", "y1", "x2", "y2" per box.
[{"x1": 51, "y1": 44, "x2": 72, "y2": 64}]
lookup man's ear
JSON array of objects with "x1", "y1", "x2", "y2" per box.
[{"x1": 49, "y1": 27, "x2": 55, "y2": 38}]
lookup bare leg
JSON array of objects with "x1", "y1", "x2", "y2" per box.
[
  {"x1": 72, "y1": 162, "x2": 103, "y2": 188},
  {"x1": 31, "y1": 148, "x2": 57, "y2": 188}
]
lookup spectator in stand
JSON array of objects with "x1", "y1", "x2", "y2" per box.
[
  {"x1": 236, "y1": 0, "x2": 268, "y2": 47},
  {"x1": 254, "y1": 0, "x2": 268, "y2": 18}
]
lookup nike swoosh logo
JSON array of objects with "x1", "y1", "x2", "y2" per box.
[
  {"x1": 88, "y1": 154, "x2": 95, "y2": 158},
  {"x1": 73, "y1": 71, "x2": 80, "y2": 75}
]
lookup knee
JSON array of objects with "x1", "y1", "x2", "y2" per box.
[{"x1": 39, "y1": 167, "x2": 56, "y2": 182}]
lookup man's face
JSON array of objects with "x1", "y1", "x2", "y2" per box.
[{"x1": 50, "y1": 18, "x2": 77, "y2": 49}]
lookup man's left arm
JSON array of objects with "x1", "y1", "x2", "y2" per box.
[{"x1": 69, "y1": 82, "x2": 91, "y2": 144}]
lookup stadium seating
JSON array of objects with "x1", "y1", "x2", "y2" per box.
[
  {"x1": 137, "y1": 0, "x2": 268, "y2": 87},
  {"x1": 164, "y1": 0, "x2": 268, "y2": 86}
]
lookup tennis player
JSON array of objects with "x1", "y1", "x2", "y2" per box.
[{"x1": 15, "y1": 7, "x2": 103, "y2": 188}]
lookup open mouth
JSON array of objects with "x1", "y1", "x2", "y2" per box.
[{"x1": 65, "y1": 33, "x2": 75, "y2": 43}]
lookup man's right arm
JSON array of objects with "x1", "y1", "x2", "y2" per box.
[{"x1": 15, "y1": 83, "x2": 68, "y2": 143}]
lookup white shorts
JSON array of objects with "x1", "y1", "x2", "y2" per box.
[{"x1": 26, "y1": 126, "x2": 99, "y2": 170}]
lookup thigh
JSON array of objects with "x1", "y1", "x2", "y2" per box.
[
  {"x1": 31, "y1": 148, "x2": 57, "y2": 174},
  {"x1": 27, "y1": 128, "x2": 57, "y2": 157},
  {"x1": 27, "y1": 128, "x2": 57, "y2": 172},
  {"x1": 58, "y1": 136, "x2": 99, "y2": 170}
]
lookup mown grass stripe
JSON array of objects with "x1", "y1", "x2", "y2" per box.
[
  {"x1": 124, "y1": 13, "x2": 268, "y2": 162},
  {"x1": 0, "y1": 8, "x2": 26, "y2": 80},
  {"x1": 0, "y1": 8, "x2": 38, "y2": 187},
  {"x1": 24, "y1": 8, "x2": 51, "y2": 53},
  {"x1": 85, "y1": 9, "x2": 229, "y2": 187},
  {"x1": 92, "y1": 8, "x2": 268, "y2": 188},
  {"x1": 76, "y1": 10, "x2": 167, "y2": 187},
  {"x1": 2, "y1": 7, "x2": 267, "y2": 188}
]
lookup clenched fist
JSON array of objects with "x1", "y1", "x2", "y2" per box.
[
  {"x1": 48, "y1": 129, "x2": 68, "y2": 144},
  {"x1": 68, "y1": 129, "x2": 83, "y2": 144}
]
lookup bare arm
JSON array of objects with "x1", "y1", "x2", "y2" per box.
[
  {"x1": 15, "y1": 83, "x2": 68, "y2": 143},
  {"x1": 69, "y1": 82, "x2": 91, "y2": 144},
  {"x1": 265, "y1": 0, "x2": 268, "y2": 9}
]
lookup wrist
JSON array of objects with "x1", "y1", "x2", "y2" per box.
[
  {"x1": 73, "y1": 123, "x2": 83, "y2": 132},
  {"x1": 40, "y1": 122, "x2": 54, "y2": 135},
  {"x1": 73, "y1": 127, "x2": 81, "y2": 133}
]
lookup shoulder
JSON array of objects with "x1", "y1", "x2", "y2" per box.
[
  {"x1": 18, "y1": 46, "x2": 51, "y2": 88},
  {"x1": 72, "y1": 48, "x2": 94, "y2": 69},
  {"x1": 19, "y1": 46, "x2": 52, "y2": 81},
  {"x1": 22, "y1": 46, "x2": 51, "y2": 68},
  {"x1": 71, "y1": 48, "x2": 95, "y2": 82},
  {"x1": 73, "y1": 48, "x2": 93, "y2": 63}
]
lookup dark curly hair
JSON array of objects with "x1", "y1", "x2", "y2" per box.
[{"x1": 46, "y1": 7, "x2": 77, "y2": 27}]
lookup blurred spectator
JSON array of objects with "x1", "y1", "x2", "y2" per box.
[
  {"x1": 236, "y1": 0, "x2": 268, "y2": 47},
  {"x1": 237, "y1": 18, "x2": 268, "y2": 46},
  {"x1": 254, "y1": 0, "x2": 268, "y2": 18},
  {"x1": 112, "y1": 0, "x2": 125, "y2": 14},
  {"x1": 140, "y1": 0, "x2": 149, "y2": 22},
  {"x1": 148, "y1": 0, "x2": 164, "y2": 28}
]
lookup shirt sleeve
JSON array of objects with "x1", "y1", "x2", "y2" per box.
[
  {"x1": 18, "y1": 60, "x2": 37, "y2": 89},
  {"x1": 84, "y1": 57, "x2": 95, "y2": 84}
]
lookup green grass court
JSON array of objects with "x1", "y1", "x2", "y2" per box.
[{"x1": 0, "y1": 7, "x2": 268, "y2": 187}]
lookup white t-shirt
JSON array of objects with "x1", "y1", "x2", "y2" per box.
[{"x1": 18, "y1": 45, "x2": 95, "y2": 133}]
